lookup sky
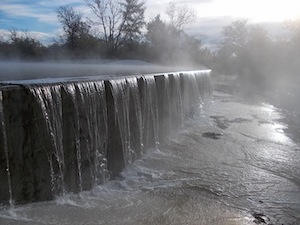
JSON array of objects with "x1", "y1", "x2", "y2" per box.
[{"x1": 0, "y1": 0, "x2": 299, "y2": 46}]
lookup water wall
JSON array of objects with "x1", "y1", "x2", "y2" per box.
[{"x1": 0, "y1": 70, "x2": 212, "y2": 204}]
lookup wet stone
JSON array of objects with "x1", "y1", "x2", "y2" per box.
[
  {"x1": 252, "y1": 212, "x2": 269, "y2": 224},
  {"x1": 202, "y1": 132, "x2": 223, "y2": 140},
  {"x1": 258, "y1": 120, "x2": 273, "y2": 125},
  {"x1": 230, "y1": 118, "x2": 252, "y2": 123},
  {"x1": 210, "y1": 116, "x2": 229, "y2": 129}
]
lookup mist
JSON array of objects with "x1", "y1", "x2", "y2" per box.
[{"x1": 0, "y1": 60, "x2": 207, "y2": 82}]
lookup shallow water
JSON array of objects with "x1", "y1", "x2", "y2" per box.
[{"x1": 0, "y1": 92, "x2": 299, "y2": 225}]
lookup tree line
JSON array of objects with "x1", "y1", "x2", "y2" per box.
[
  {"x1": 214, "y1": 19, "x2": 300, "y2": 92},
  {"x1": 1, "y1": 0, "x2": 300, "y2": 92},
  {"x1": 0, "y1": 0, "x2": 205, "y2": 65}
]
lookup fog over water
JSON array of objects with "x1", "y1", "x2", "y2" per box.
[{"x1": 0, "y1": 60, "x2": 206, "y2": 82}]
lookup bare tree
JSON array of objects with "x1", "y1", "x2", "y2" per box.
[
  {"x1": 166, "y1": 1, "x2": 196, "y2": 31},
  {"x1": 85, "y1": 0, "x2": 145, "y2": 55},
  {"x1": 221, "y1": 20, "x2": 249, "y2": 57},
  {"x1": 215, "y1": 20, "x2": 249, "y2": 75},
  {"x1": 56, "y1": 5, "x2": 90, "y2": 50},
  {"x1": 85, "y1": 0, "x2": 121, "y2": 50},
  {"x1": 284, "y1": 19, "x2": 300, "y2": 47},
  {"x1": 8, "y1": 29, "x2": 45, "y2": 58}
]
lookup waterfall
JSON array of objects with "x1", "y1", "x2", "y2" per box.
[
  {"x1": 181, "y1": 72, "x2": 202, "y2": 119},
  {"x1": 109, "y1": 77, "x2": 143, "y2": 167},
  {"x1": 30, "y1": 85, "x2": 65, "y2": 196},
  {"x1": 0, "y1": 70, "x2": 212, "y2": 204},
  {"x1": 155, "y1": 74, "x2": 172, "y2": 138},
  {"x1": 140, "y1": 75, "x2": 159, "y2": 149},
  {"x1": 74, "y1": 81, "x2": 108, "y2": 187}
]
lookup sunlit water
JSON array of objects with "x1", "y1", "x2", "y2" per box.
[{"x1": 0, "y1": 92, "x2": 299, "y2": 225}]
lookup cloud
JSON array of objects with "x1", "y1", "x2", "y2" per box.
[
  {"x1": 145, "y1": 0, "x2": 213, "y2": 22},
  {"x1": 184, "y1": 16, "x2": 287, "y2": 51},
  {"x1": 73, "y1": 4, "x2": 93, "y2": 16},
  {"x1": 39, "y1": 0, "x2": 84, "y2": 7},
  {"x1": 185, "y1": 16, "x2": 234, "y2": 41},
  {"x1": 0, "y1": 3, "x2": 35, "y2": 17},
  {"x1": 0, "y1": 2, "x2": 58, "y2": 24},
  {"x1": 0, "y1": 1, "x2": 88, "y2": 25}
]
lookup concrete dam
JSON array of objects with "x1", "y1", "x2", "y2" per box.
[{"x1": 0, "y1": 70, "x2": 212, "y2": 204}]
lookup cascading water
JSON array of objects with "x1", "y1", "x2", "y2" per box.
[
  {"x1": 155, "y1": 74, "x2": 172, "y2": 138},
  {"x1": 65, "y1": 83, "x2": 83, "y2": 192},
  {"x1": 109, "y1": 78, "x2": 135, "y2": 166},
  {"x1": 30, "y1": 85, "x2": 66, "y2": 197},
  {"x1": 170, "y1": 73, "x2": 184, "y2": 128},
  {"x1": 74, "y1": 81, "x2": 108, "y2": 187},
  {"x1": 0, "y1": 70, "x2": 212, "y2": 204},
  {"x1": 140, "y1": 75, "x2": 159, "y2": 149},
  {"x1": 126, "y1": 77, "x2": 143, "y2": 156}
]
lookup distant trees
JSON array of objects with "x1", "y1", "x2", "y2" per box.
[
  {"x1": 166, "y1": 1, "x2": 196, "y2": 31},
  {"x1": 215, "y1": 20, "x2": 272, "y2": 88},
  {"x1": 282, "y1": 19, "x2": 300, "y2": 76},
  {"x1": 213, "y1": 19, "x2": 300, "y2": 93},
  {"x1": 85, "y1": 0, "x2": 145, "y2": 56},
  {"x1": 144, "y1": 0, "x2": 203, "y2": 66},
  {"x1": 0, "y1": 30, "x2": 46, "y2": 59},
  {"x1": 221, "y1": 20, "x2": 248, "y2": 55},
  {"x1": 57, "y1": 5, "x2": 87, "y2": 50},
  {"x1": 56, "y1": 5, "x2": 102, "y2": 57},
  {"x1": 145, "y1": 15, "x2": 175, "y2": 62},
  {"x1": 284, "y1": 19, "x2": 300, "y2": 46},
  {"x1": 0, "y1": 0, "x2": 211, "y2": 64},
  {"x1": 145, "y1": 14, "x2": 203, "y2": 65}
]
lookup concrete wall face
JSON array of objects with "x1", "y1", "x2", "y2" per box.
[{"x1": 0, "y1": 71, "x2": 212, "y2": 204}]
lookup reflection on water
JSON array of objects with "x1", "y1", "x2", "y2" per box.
[
  {"x1": 0, "y1": 92, "x2": 300, "y2": 225},
  {"x1": 260, "y1": 103, "x2": 292, "y2": 145}
]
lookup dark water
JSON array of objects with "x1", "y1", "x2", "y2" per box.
[{"x1": 0, "y1": 91, "x2": 299, "y2": 225}]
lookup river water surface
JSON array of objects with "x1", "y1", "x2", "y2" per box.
[{"x1": 0, "y1": 91, "x2": 299, "y2": 225}]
